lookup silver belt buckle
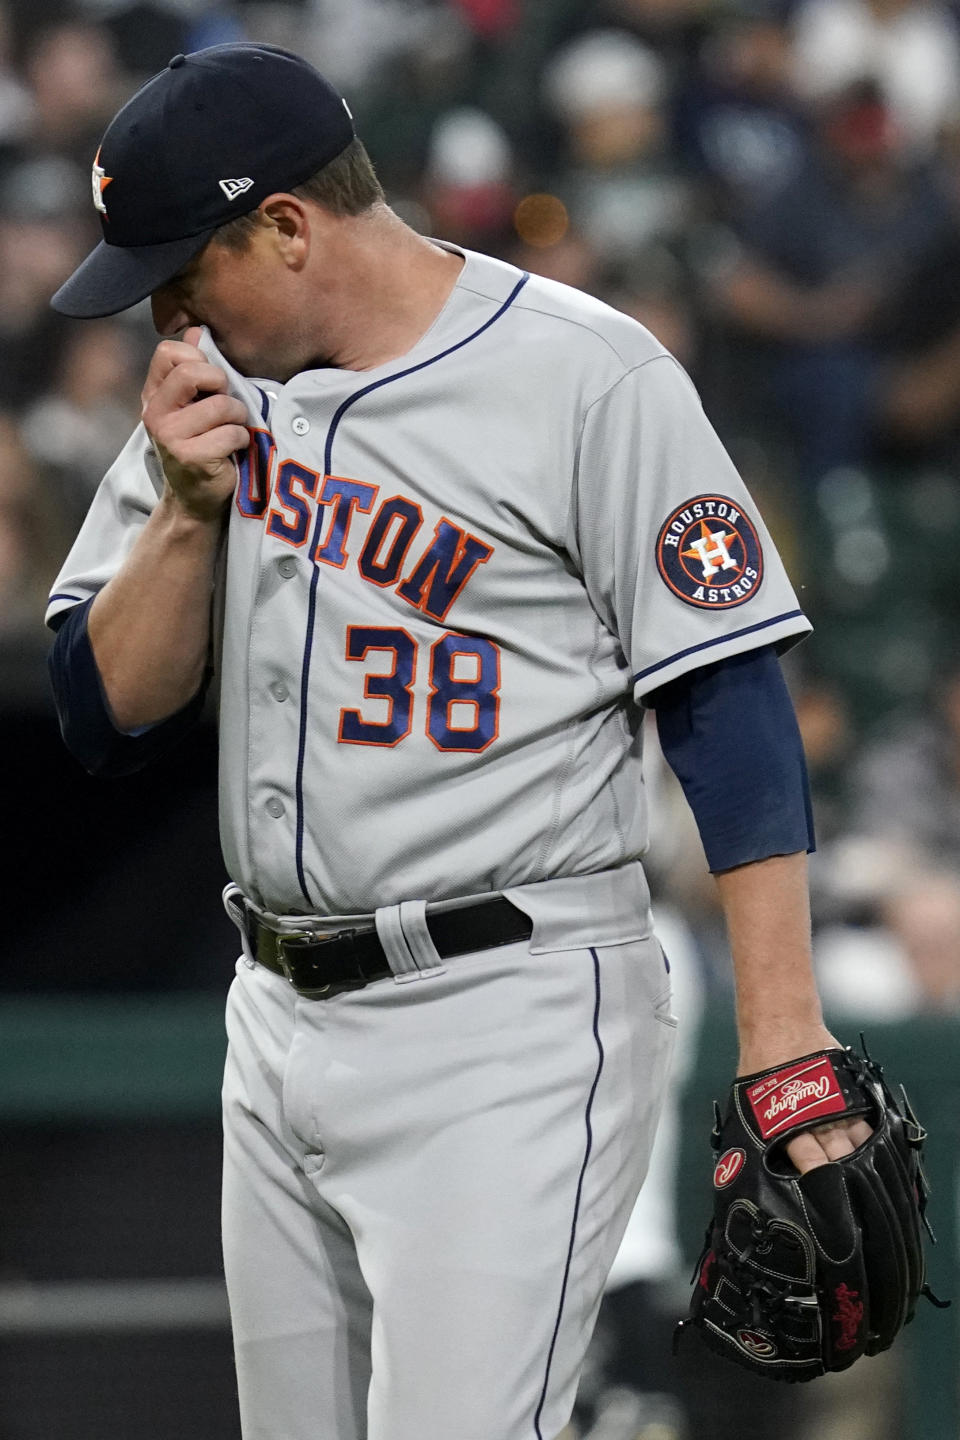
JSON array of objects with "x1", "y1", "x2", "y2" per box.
[{"x1": 276, "y1": 929, "x2": 334, "y2": 995}]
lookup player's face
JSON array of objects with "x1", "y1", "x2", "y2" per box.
[{"x1": 151, "y1": 234, "x2": 315, "y2": 380}]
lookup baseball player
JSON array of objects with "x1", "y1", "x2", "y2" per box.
[{"x1": 46, "y1": 43, "x2": 870, "y2": 1440}]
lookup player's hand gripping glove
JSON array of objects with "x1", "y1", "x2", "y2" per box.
[{"x1": 675, "y1": 1040, "x2": 948, "y2": 1381}]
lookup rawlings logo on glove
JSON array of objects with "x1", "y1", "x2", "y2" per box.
[
  {"x1": 675, "y1": 1040, "x2": 949, "y2": 1382},
  {"x1": 746, "y1": 1056, "x2": 847, "y2": 1138}
]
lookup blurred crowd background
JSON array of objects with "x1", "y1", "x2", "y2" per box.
[
  {"x1": 1, "y1": 2, "x2": 960, "y2": 1438},
  {"x1": 4, "y1": 0, "x2": 960, "y2": 1011}
]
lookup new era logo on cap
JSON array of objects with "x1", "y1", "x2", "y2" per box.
[{"x1": 220, "y1": 177, "x2": 254, "y2": 202}]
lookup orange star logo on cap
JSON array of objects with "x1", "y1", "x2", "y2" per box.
[{"x1": 91, "y1": 146, "x2": 113, "y2": 219}]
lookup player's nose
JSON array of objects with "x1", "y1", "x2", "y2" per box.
[{"x1": 150, "y1": 285, "x2": 195, "y2": 337}]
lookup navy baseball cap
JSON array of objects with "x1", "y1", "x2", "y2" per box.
[{"x1": 51, "y1": 43, "x2": 355, "y2": 318}]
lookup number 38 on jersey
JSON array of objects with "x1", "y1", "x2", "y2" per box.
[{"x1": 340, "y1": 627, "x2": 500, "y2": 754}]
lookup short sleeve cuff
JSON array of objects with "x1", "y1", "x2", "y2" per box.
[{"x1": 633, "y1": 608, "x2": 811, "y2": 703}]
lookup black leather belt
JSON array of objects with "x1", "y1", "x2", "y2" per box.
[{"x1": 245, "y1": 896, "x2": 532, "y2": 999}]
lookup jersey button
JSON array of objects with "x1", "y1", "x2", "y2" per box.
[
  {"x1": 292, "y1": 416, "x2": 310, "y2": 436},
  {"x1": 266, "y1": 797, "x2": 285, "y2": 819},
  {"x1": 269, "y1": 681, "x2": 289, "y2": 702},
  {"x1": 278, "y1": 557, "x2": 296, "y2": 579}
]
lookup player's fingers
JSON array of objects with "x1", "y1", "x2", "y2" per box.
[
  {"x1": 187, "y1": 426, "x2": 252, "y2": 468},
  {"x1": 814, "y1": 1126, "x2": 860, "y2": 1161},
  {"x1": 785, "y1": 1131, "x2": 831, "y2": 1174},
  {"x1": 154, "y1": 392, "x2": 249, "y2": 443},
  {"x1": 818, "y1": 1116, "x2": 874, "y2": 1158},
  {"x1": 143, "y1": 366, "x2": 235, "y2": 440},
  {"x1": 142, "y1": 338, "x2": 205, "y2": 400},
  {"x1": 158, "y1": 359, "x2": 230, "y2": 408},
  {"x1": 158, "y1": 424, "x2": 251, "y2": 470},
  {"x1": 785, "y1": 1117, "x2": 874, "y2": 1173},
  {"x1": 142, "y1": 344, "x2": 225, "y2": 409},
  {"x1": 840, "y1": 1117, "x2": 874, "y2": 1149}
]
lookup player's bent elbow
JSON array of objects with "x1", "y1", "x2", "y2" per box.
[{"x1": 48, "y1": 601, "x2": 207, "y2": 777}]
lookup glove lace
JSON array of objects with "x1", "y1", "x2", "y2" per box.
[{"x1": 721, "y1": 1214, "x2": 800, "y2": 1330}]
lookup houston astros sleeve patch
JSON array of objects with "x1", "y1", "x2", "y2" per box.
[{"x1": 656, "y1": 495, "x2": 763, "y2": 609}]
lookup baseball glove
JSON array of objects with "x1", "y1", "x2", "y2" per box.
[{"x1": 675, "y1": 1039, "x2": 948, "y2": 1381}]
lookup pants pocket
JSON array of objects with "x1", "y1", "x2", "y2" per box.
[{"x1": 652, "y1": 983, "x2": 678, "y2": 1030}]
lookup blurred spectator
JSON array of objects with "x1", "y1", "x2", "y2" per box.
[
  {"x1": 815, "y1": 861, "x2": 960, "y2": 1018},
  {"x1": 715, "y1": 79, "x2": 951, "y2": 482},
  {"x1": 336, "y1": 4, "x2": 473, "y2": 192},
  {"x1": 597, "y1": 244, "x2": 698, "y2": 368},
  {"x1": 506, "y1": 225, "x2": 603, "y2": 293},
  {"x1": 301, "y1": 0, "x2": 442, "y2": 93},
  {"x1": 791, "y1": 0, "x2": 960, "y2": 157},
  {"x1": 443, "y1": 0, "x2": 517, "y2": 42},
  {"x1": 0, "y1": 2, "x2": 32, "y2": 158},
  {"x1": 882, "y1": 872, "x2": 960, "y2": 1011},
  {"x1": 543, "y1": 29, "x2": 692, "y2": 264},
  {"x1": 804, "y1": 660, "x2": 960, "y2": 1009},
  {"x1": 0, "y1": 411, "x2": 71, "y2": 639},
  {"x1": 21, "y1": 18, "x2": 128, "y2": 164},
  {"x1": 872, "y1": 129, "x2": 960, "y2": 458},
  {"x1": 181, "y1": 6, "x2": 246, "y2": 54},
  {"x1": 0, "y1": 156, "x2": 86, "y2": 410},
  {"x1": 421, "y1": 104, "x2": 519, "y2": 247},
  {"x1": 603, "y1": 0, "x2": 715, "y2": 56},
  {"x1": 879, "y1": 286, "x2": 960, "y2": 456},
  {"x1": 21, "y1": 318, "x2": 144, "y2": 519},
  {"x1": 674, "y1": 9, "x2": 811, "y2": 221},
  {"x1": 789, "y1": 668, "x2": 856, "y2": 848},
  {"x1": 845, "y1": 664, "x2": 960, "y2": 869},
  {"x1": 90, "y1": 2, "x2": 189, "y2": 79}
]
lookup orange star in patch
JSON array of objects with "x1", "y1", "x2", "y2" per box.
[{"x1": 681, "y1": 519, "x2": 738, "y2": 579}]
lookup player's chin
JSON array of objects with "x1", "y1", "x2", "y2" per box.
[
  {"x1": 212, "y1": 338, "x2": 255, "y2": 376},
  {"x1": 218, "y1": 334, "x2": 328, "y2": 382},
  {"x1": 216, "y1": 341, "x2": 281, "y2": 381}
]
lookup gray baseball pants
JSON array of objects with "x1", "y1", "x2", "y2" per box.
[{"x1": 221, "y1": 906, "x2": 675, "y2": 1440}]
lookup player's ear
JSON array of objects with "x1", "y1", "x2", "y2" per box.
[{"x1": 259, "y1": 195, "x2": 311, "y2": 270}]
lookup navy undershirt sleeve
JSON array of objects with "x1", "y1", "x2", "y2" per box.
[
  {"x1": 648, "y1": 644, "x2": 814, "y2": 873},
  {"x1": 48, "y1": 599, "x2": 209, "y2": 777}
]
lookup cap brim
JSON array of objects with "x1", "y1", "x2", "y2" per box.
[{"x1": 51, "y1": 229, "x2": 217, "y2": 318}]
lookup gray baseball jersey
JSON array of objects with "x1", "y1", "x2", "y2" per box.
[{"x1": 48, "y1": 243, "x2": 809, "y2": 921}]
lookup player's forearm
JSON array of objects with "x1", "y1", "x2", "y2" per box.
[
  {"x1": 88, "y1": 490, "x2": 223, "y2": 730},
  {"x1": 714, "y1": 850, "x2": 833, "y2": 1076}
]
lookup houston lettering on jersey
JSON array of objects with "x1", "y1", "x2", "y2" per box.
[{"x1": 236, "y1": 432, "x2": 493, "y2": 622}]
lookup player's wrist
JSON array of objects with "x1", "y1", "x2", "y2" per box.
[
  {"x1": 158, "y1": 478, "x2": 233, "y2": 529},
  {"x1": 736, "y1": 1020, "x2": 839, "y2": 1078}
]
